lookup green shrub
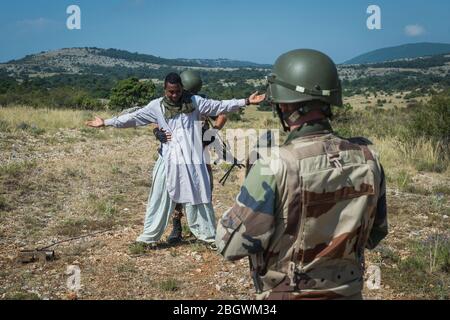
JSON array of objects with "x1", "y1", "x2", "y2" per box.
[
  {"x1": 129, "y1": 242, "x2": 148, "y2": 255},
  {"x1": 109, "y1": 78, "x2": 156, "y2": 111},
  {"x1": 408, "y1": 92, "x2": 450, "y2": 147},
  {"x1": 256, "y1": 103, "x2": 273, "y2": 112},
  {"x1": 228, "y1": 109, "x2": 245, "y2": 122}
]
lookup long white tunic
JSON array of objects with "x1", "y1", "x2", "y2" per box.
[{"x1": 104, "y1": 95, "x2": 246, "y2": 205}]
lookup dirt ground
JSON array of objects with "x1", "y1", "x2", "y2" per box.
[{"x1": 0, "y1": 117, "x2": 448, "y2": 300}]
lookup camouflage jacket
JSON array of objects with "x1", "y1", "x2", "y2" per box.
[{"x1": 216, "y1": 120, "x2": 388, "y2": 300}]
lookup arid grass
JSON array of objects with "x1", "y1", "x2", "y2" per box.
[
  {"x1": 433, "y1": 184, "x2": 450, "y2": 196},
  {"x1": 0, "y1": 106, "x2": 110, "y2": 132},
  {"x1": 0, "y1": 161, "x2": 37, "y2": 180},
  {"x1": 116, "y1": 261, "x2": 138, "y2": 274},
  {"x1": 56, "y1": 217, "x2": 115, "y2": 237},
  {"x1": 0, "y1": 194, "x2": 10, "y2": 211},
  {"x1": 382, "y1": 235, "x2": 450, "y2": 300},
  {"x1": 373, "y1": 136, "x2": 449, "y2": 192},
  {"x1": 3, "y1": 291, "x2": 41, "y2": 300},
  {"x1": 159, "y1": 278, "x2": 180, "y2": 292},
  {"x1": 0, "y1": 102, "x2": 448, "y2": 300}
]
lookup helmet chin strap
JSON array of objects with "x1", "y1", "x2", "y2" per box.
[
  {"x1": 275, "y1": 104, "x2": 290, "y2": 132},
  {"x1": 283, "y1": 109, "x2": 327, "y2": 131}
]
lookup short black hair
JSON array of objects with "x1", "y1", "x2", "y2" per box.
[{"x1": 164, "y1": 73, "x2": 183, "y2": 88}]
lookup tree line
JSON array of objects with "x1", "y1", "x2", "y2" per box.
[{"x1": 0, "y1": 65, "x2": 448, "y2": 110}]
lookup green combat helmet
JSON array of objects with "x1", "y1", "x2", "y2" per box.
[
  {"x1": 267, "y1": 49, "x2": 343, "y2": 130},
  {"x1": 180, "y1": 70, "x2": 203, "y2": 94}
]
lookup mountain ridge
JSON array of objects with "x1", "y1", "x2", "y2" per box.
[
  {"x1": 3, "y1": 47, "x2": 271, "y2": 69},
  {"x1": 344, "y1": 42, "x2": 450, "y2": 65}
]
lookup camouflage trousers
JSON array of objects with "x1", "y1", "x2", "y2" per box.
[{"x1": 136, "y1": 156, "x2": 216, "y2": 244}]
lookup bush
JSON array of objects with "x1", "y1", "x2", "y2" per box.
[
  {"x1": 73, "y1": 94, "x2": 103, "y2": 110},
  {"x1": 109, "y1": 77, "x2": 156, "y2": 111},
  {"x1": 408, "y1": 92, "x2": 450, "y2": 150},
  {"x1": 256, "y1": 103, "x2": 273, "y2": 112},
  {"x1": 228, "y1": 109, "x2": 245, "y2": 122}
]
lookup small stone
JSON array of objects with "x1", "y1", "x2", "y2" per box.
[{"x1": 66, "y1": 292, "x2": 78, "y2": 300}]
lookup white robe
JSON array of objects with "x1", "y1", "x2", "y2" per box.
[{"x1": 105, "y1": 95, "x2": 246, "y2": 205}]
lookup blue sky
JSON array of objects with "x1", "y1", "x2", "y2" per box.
[{"x1": 0, "y1": 0, "x2": 449, "y2": 64}]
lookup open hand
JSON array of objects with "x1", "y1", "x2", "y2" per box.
[
  {"x1": 85, "y1": 116, "x2": 105, "y2": 128},
  {"x1": 248, "y1": 91, "x2": 266, "y2": 105}
]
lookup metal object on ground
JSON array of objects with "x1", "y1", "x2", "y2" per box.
[
  {"x1": 17, "y1": 249, "x2": 55, "y2": 264},
  {"x1": 16, "y1": 229, "x2": 112, "y2": 264}
]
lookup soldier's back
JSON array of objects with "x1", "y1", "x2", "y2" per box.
[{"x1": 257, "y1": 133, "x2": 383, "y2": 300}]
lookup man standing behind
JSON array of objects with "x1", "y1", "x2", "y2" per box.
[{"x1": 87, "y1": 73, "x2": 265, "y2": 246}]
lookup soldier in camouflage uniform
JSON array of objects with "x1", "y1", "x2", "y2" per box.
[{"x1": 216, "y1": 49, "x2": 388, "y2": 300}]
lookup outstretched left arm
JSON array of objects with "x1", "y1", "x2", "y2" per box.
[{"x1": 196, "y1": 92, "x2": 265, "y2": 116}]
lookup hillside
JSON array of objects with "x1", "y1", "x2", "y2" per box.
[
  {"x1": 1, "y1": 47, "x2": 270, "y2": 78},
  {"x1": 345, "y1": 43, "x2": 450, "y2": 65},
  {"x1": 1, "y1": 46, "x2": 450, "y2": 109}
]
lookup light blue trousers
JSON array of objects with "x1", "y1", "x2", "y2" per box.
[{"x1": 136, "y1": 156, "x2": 216, "y2": 244}]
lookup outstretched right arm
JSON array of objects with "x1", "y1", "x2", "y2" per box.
[{"x1": 86, "y1": 103, "x2": 158, "y2": 129}]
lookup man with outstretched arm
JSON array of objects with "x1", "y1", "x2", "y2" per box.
[{"x1": 87, "y1": 73, "x2": 265, "y2": 247}]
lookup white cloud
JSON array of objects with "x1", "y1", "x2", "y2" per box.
[{"x1": 404, "y1": 24, "x2": 426, "y2": 37}]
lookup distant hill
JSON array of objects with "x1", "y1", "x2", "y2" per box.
[
  {"x1": 0, "y1": 47, "x2": 272, "y2": 105},
  {"x1": 1, "y1": 45, "x2": 449, "y2": 108},
  {"x1": 3, "y1": 47, "x2": 270, "y2": 71},
  {"x1": 344, "y1": 43, "x2": 450, "y2": 64}
]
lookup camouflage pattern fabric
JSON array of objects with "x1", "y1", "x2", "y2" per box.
[{"x1": 216, "y1": 122, "x2": 388, "y2": 300}]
